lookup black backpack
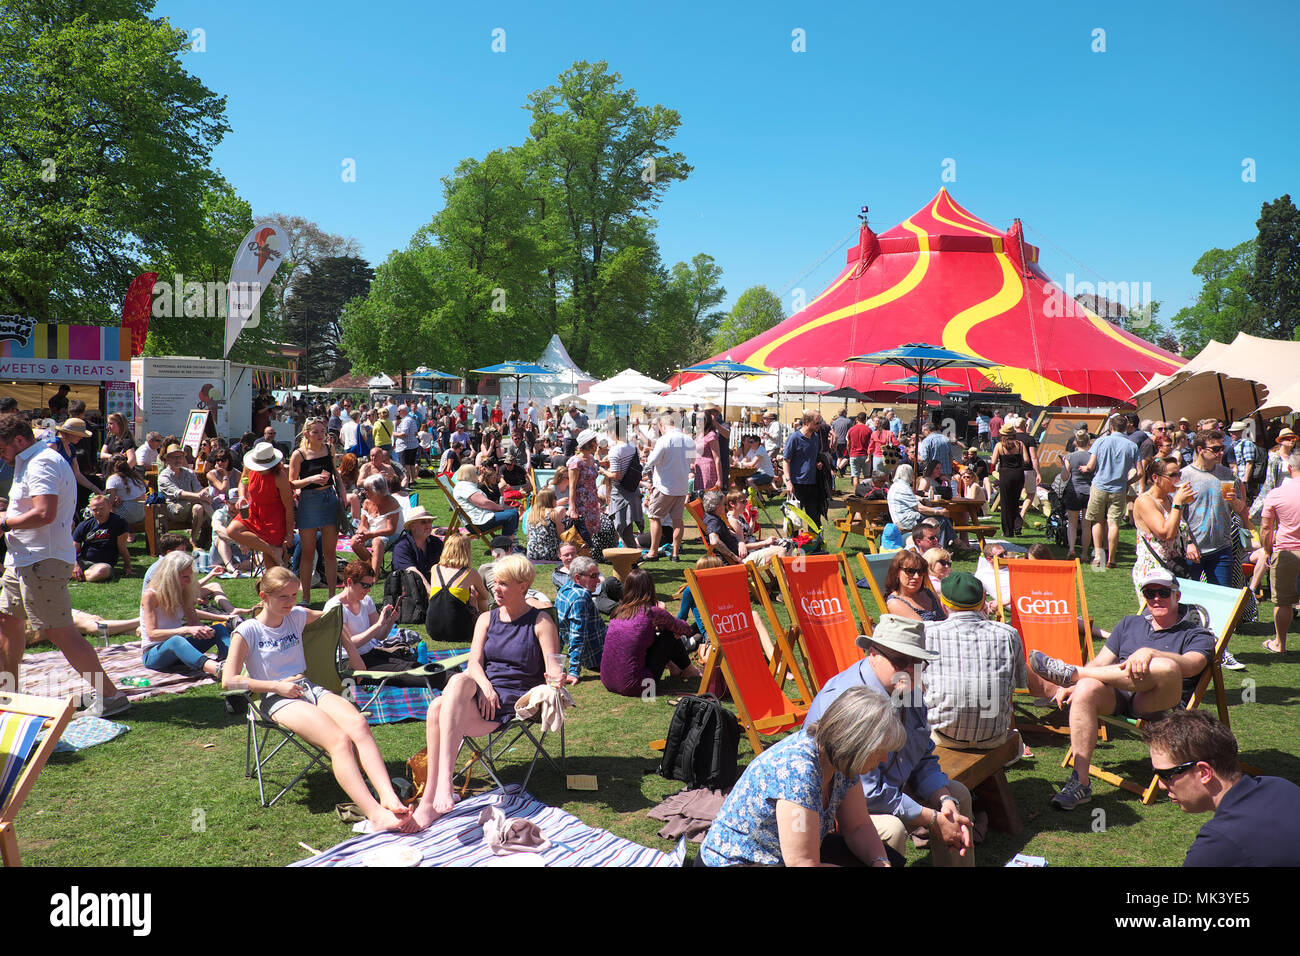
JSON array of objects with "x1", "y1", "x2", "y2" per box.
[
  {"x1": 383, "y1": 564, "x2": 429, "y2": 626},
  {"x1": 425, "y1": 566, "x2": 478, "y2": 644},
  {"x1": 1249, "y1": 449, "x2": 1268, "y2": 486},
  {"x1": 617, "y1": 453, "x2": 643, "y2": 493},
  {"x1": 657, "y1": 694, "x2": 741, "y2": 790}
]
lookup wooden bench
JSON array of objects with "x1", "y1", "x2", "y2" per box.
[
  {"x1": 935, "y1": 737, "x2": 1023, "y2": 835},
  {"x1": 834, "y1": 497, "x2": 891, "y2": 551}
]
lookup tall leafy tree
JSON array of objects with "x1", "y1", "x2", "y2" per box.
[
  {"x1": 711, "y1": 286, "x2": 785, "y2": 354},
  {"x1": 0, "y1": 0, "x2": 230, "y2": 322},
  {"x1": 1246, "y1": 195, "x2": 1300, "y2": 342},
  {"x1": 283, "y1": 256, "x2": 374, "y2": 384},
  {"x1": 1171, "y1": 240, "x2": 1256, "y2": 355},
  {"x1": 525, "y1": 61, "x2": 692, "y2": 370}
]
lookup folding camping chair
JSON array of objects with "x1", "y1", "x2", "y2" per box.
[
  {"x1": 1, "y1": 691, "x2": 76, "y2": 866},
  {"x1": 659, "y1": 564, "x2": 811, "y2": 754},
  {"x1": 1060, "y1": 579, "x2": 1253, "y2": 804},
  {"x1": 759, "y1": 553, "x2": 872, "y2": 693},
  {"x1": 235, "y1": 604, "x2": 345, "y2": 808},
  {"x1": 455, "y1": 709, "x2": 567, "y2": 798},
  {"x1": 340, "y1": 650, "x2": 471, "y2": 715},
  {"x1": 432, "y1": 473, "x2": 496, "y2": 548}
]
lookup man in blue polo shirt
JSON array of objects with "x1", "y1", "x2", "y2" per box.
[
  {"x1": 1142, "y1": 709, "x2": 1300, "y2": 866},
  {"x1": 1029, "y1": 568, "x2": 1215, "y2": 810},
  {"x1": 805, "y1": 614, "x2": 974, "y2": 866},
  {"x1": 783, "y1": 411, "x2": 826, "y2": 523}
]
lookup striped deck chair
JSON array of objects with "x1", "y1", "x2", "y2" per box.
[
  {"x1": 1, "y1": 692, "x2": 76, "y2": 866},
  {"x1": 432, "y1": 473, "x2": 495, "y2": 548},
  {"x1": 678, "y1": 564, "x2": 811, "y2": 753},
  {"x1": 758, "y1": 553, "x2": 873, "y2": 693}
]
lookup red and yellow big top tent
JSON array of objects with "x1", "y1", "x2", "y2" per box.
[{"x1": 691, "y1": 189, "x2": 1183, "y2": 407}]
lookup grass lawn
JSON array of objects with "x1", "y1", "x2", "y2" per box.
[{"x1": 16, "y1": 478, "x2": 1300, "y2": 867}]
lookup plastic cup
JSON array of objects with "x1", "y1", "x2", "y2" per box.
[{"x1": 1221, "y1": 480, "x2": 1235, "y2": 499}]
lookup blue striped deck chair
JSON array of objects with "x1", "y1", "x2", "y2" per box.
[{"x1": 2, "y1": 692, "x2": 76, "y2": 866}]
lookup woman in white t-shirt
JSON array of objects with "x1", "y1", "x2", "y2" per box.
[
  {"x1": 223, "y1": 567, "x2": 417, "y2": 833},
  {"x1": 105, "y1": 455, "x2": 148, "y2": 526},
  {"x1": 323, "y1": 559, "x2": 404, "y2": 670}
]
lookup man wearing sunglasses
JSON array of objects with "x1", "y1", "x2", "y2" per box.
[
  {"x1": 1141, "y1": 709, "x2": 1300, "y2": 866},
  {"x1": 1030, "y1": 568, "x2": 1215, "y2": 810},
  {"x1": 1181, "y1": 429, "x2": 1249, "y2": 587},
  {"x1": 805, "y1": 614, "x2": 975, "y2": 866}
]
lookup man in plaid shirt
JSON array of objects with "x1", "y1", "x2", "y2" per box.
[
  {"x1": 555, "y1": 555, "x2": 606, "y2": 678},
  {"x1": 1227, "y1": 421, "x2": 1259, "y2": 495},
  {"x1": 923, "y1": 572, "x2": 1026, "y2": 750}
]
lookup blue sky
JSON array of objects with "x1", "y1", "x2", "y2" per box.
[{"x1": 156, "y1": 0, "x2": 1299, "y2": 332}]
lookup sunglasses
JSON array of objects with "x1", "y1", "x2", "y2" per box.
[
  {"x1": 1162, "y1": 471, "x2": 1182, "y2": 480},
  {"x1": 1152, "y1": 759, "x2": 1199, "y2": 782},
  {"x1": 1142, "y1": 586, "x2": 1174, "y2": 600},
  {"x1": 900, "y1": 567, "x2": 925, "y2": 576},
  {"x1": 934, "y1": 559, "x2": 952, "y2": 567},
  {"x1": 1205, "y1": 446, "x2": 1225, "y2": 454}
]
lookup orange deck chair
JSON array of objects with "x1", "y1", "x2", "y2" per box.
[
  {"x1": 684, "y1": 497, "x2": 716, "y2": 558},
  {"x1": 994, "y1": 556, "x2": 1094, "y2": 737},
  {"x1": 759, "y1": 553, "x2": 872, "y2": 693},
  {"x1": 677, "y1": 564, "x2": 811, "y2": 754}
]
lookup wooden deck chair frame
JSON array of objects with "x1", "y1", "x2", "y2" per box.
[
  {"x1": 1061, "y1": 582, "x2": 1251, "y2": 805},
  {"x1": 238, "y1": 605, "x2": 345, "y2": 808},
  {"x1": 993, "y1": 556, "x2": 1095, "y2": 739},
  {"x1": 759, "y1": 553, "x2": 873, "y2": 693},
  {"x1": 684, "y1": 497, "x2": 715, "y2": 558},
  {"x1": 678, "y1": 564, "x2": 812, "y2": 754},
  {"x1": 431, "y1": 473, "x2": 495, "y2": 548},
  {"x1": 1, "y1": 692, "x2": 76, "y2": 866}
]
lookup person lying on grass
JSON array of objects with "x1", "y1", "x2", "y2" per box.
[{"x1": 223, "y1": 566, "x2": 417, "y2": 833}]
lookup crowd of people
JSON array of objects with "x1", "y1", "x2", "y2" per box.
[{"x1": 3, "y1": 387, "x2": 1298, "y2": 866}]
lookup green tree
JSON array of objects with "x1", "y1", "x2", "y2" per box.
[
  {"x1": 0, "y1": 0, "x2": 230, "y2": 322},
  {"x1": 283, "y1": 256, "x2": 374, "y2": 384},
  {"x1": 636, "y1": 254, "x2": 727, "y2": 377},
  {"x1": 1246, "y1": 195, "x2": 1300, "y2": 342},
  {"x1": 526, "y1": 61, "x2": 692, "y2": 370},
  {"x1": 1170, "y1": 240, "x2": 1256, "y2": 354},
  {"x1": 711, "y1": 285, "x2": 785, "y2": 355}
]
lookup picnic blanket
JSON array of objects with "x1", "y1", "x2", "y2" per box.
[
  {"x1": 293, "y1": 788, "x2": 685, "y2": 867},
  {"x1": 352, "y1": 645, "x2": 468, "y2": 725},
  {"x1": 19, "y1": 642, "x2": 213, "y2": 702},
  {"x1": 40, "y1": 715, "x2": 130, "y2": 754}
]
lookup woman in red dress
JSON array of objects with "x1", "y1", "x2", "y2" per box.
[{"x1": 225, "y1": 442, "x2": 294, "y2": 567}]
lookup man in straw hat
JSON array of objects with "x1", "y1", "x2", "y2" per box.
[
  {"x1": 0, "y1": 414, "x2": 130, "y2": 716},
  {"x1": 158, "y1": 442, "x2": 214, "y2": 549},
  {"x1": 804, "y1": 614, "x2": 975, "y2": 866}
]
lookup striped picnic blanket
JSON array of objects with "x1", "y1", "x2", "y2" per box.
[{"x1": 293, "y1": 788, "x2": 684, "y2": 868}]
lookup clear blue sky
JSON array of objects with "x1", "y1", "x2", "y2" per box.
[{"x1": 156, "y1": 0, "x2": 1299, "y2": 331}]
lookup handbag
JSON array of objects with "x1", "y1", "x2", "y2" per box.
[{"x1": 559, "y1": 516, "x2": 591, "y2": 556}]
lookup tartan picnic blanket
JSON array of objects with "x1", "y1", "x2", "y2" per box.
[
  {"x1": 292, "y1": 788, "x2": 685, "y2": 868},
  {"x1": 352, "y1": 645, "x2": 468, "y2": 725},
  {"x1": 19, "y1": 641, "x2": 213, "y2": 702}
]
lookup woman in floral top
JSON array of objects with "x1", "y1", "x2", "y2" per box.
[
  {"x1": 699, "y1": 686, "x2": 905, "y2": 867},
  {"x1": 566, "y1": 429, "x2": 602, "y2": 548}
]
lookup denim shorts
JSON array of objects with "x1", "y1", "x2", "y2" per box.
[{"x1": 296, "y1": 486, "x2": 338, "y2": 529}]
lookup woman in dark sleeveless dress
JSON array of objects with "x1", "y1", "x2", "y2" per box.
[
  {"x1": 411, "y1": 554, "x2": 569, "y2": 828},
  {"x1": 990, "y1": 423, "x2": 1026, "y2": 538}
]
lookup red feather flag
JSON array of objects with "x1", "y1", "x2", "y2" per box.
[{"x1": 121, "y1": 272, "x2": 157, "y2": 356}]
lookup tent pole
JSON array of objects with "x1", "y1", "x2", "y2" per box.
[
  {"x1": 1217, "y1": 374, "x2": 1229, "y2": 422},
  {"x1": 1157, "y1": 388, "x2": 1166, "y2": 422}
]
